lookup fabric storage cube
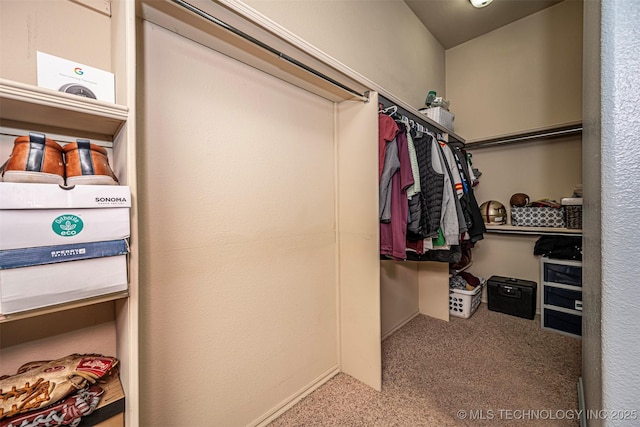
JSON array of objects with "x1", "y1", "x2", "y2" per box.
[
  {"x1": 562, "y1": 198, "x2": 583, "y2": 229},
  {"x1": 564, "y1": 205, "x2": 582, "y2": 229},
  {"x1": 511, "y1": 206, "x2": 565, "y2": 227}
]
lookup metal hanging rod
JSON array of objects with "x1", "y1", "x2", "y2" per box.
[
  {"x1": 465, "y1": 122, "x2": 583, "y2": 149},
  {"x1": 378, "y1": 95, "x2": 465, "y2": 146},
  {"x1": 170, "y1": 0, "x2": 370, "y2": 103}
]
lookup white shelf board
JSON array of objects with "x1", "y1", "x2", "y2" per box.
[
  {"x1": 0, "y1": 78, "x2": 128, "y2": 138},
  {"x1": 0, "y1": 290, "x2": 129, "y2": 323},
  {"x1": 486, "y1": 224, "x2": 582, "y2": 237}
]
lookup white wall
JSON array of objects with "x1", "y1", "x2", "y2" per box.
[
  {"x1": 244, "y1": 0, "x2": 448, "y2": 334},
  {"x1": 446, "y1": 0, "x2": 583, "y2": 140},
  {"x1": 446, "y1": 1, "x2": 583, "y2": 296},
  {"x1": 138, "y1": 21, "x2": 341, "y2": 425},
  {"x1": 0, "y1": 0, "x2": 112, "y2": 84},
  {"x1": 243, "y1": 0, "x2": 445, "y2": 109}
]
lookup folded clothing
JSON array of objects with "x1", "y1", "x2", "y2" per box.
[{"x1": 450, "y1": 271, "x2": 482, "y2": 291}]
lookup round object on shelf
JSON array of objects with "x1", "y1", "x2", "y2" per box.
[
  {"x1": 480, "y1": 200, "x2": 507, "y2": 224},
  {"x1": 510, "y1": 193, "x2": 530, "y2": 207},
  {"x1": 59, "y1": 83, "x2": 97, "y2": 99}
]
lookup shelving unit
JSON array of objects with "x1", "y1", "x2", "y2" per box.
[
  {"x1": 459, "y1": 119, "x2": 583, "y2": 321},
  {"x1": 0, "y1": 0, "x2": 138, "y2": 425},
  {"x1": 467, "y1": 122, "x2": 583, "y2": 238},
  {"x1": 540, "y1": 256, "x2": 583, "y2": 338}
]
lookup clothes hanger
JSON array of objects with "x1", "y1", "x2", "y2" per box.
[{"x1": 381, "y1": 105, "x2": 398, "y2": 116}]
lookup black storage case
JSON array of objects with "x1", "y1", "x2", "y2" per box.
[{"x1": 487, "y1": 276, "x2": 537, "y2": 319}]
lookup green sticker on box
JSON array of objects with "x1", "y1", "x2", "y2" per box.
[{"x1": 52, "y1": 214, "x2": 84, "y2": 237}]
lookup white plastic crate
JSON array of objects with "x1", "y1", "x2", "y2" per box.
[
  {"x1": 449, "y1": 280, "x2": 484, "y2": 319},
  {"x1": 419, "y1": 107, "x2": 455, "y2": 131}
]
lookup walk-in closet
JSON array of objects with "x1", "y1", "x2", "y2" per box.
[
  {"x1": 135, "y1": 0, "x2": 586, "y2": 424},
  {"x1": 1, "y1": 1, "x2": 638, "y2": 426}
]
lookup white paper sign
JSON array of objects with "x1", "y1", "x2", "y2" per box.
[{"x1": 36, "y1": 51, "x2": 115, "y2": 103}]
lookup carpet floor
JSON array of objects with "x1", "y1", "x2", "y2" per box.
[{"x1": 268, "y1": 303, "x2": 582, "y2": 426}]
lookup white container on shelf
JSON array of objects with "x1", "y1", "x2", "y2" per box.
[
  {"x1": 0, "y1": 253, "x2": 128, "y2": 315},
  {"x1": 0, "y1": 239, "x2": 129, "y2": 314},
  {"x1": 419, "y1": 106, "x2": 455, "y2": 131},
  {"x1": 0, "y1": 183, "x2": 130, "y2": 250}
]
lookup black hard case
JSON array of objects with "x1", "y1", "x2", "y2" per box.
[{"x1": 487, "y1": 275, "x2": 537, "y2": 319}]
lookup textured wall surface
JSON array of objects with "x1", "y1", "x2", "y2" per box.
[
  {"x1": 599, "y1": 0, "x2": 640, "y2": 418},
  {"x1": 243, "y1": 0, "x2": 445, "y2": 109},
  {"x1": 139, "y1": 21, "x2": 340, "y2": 425},
  {"x1": 446, "y1": 0, "x2": 583, "y2": 140}
]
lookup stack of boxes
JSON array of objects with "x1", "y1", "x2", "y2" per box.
[{"x1": 0, "y1": 183, "x2": 130, "y2": 315}]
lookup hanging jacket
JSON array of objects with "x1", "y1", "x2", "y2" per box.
[
  {"x1": 380, "y1": 123, "x2": 414, "y2": 260},
  {"x1": 452, "y1": 146, "x2": 486, "y2": 242},
  {"x1": 431, "y1": 136, "x2": 464, "y2": 245},
  {"x1": 413, "y1": 131, "x2": 444, "y2": 239},
  {"x1": 437, "y1": 140, "x2": 468, "y2": 237}
]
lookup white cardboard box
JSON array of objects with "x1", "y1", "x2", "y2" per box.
[
  {"x1": 0, "y1": 183, "x2": 130, "y2": 250},
  {"x1": 0, "y1": 183, "x2": 131, "y2": 209},
  {"x1": 419, "y1": 107, "x2": 455, "y2": 131},
  {"x1": 0, "y1": 254, "x2": 128, "y2": 314},
  {"x1": 37, "y1": 51, "x2": 115, "y2": 103}
]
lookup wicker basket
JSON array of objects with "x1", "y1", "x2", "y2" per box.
[{"x1": 565, "y1": 205, "x2": 582, "y2": 229}]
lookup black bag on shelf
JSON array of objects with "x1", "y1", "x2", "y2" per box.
[{"x1": 533, "y1": 236, "x2": 582, "y2": 260}]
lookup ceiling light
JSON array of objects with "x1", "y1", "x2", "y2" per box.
[{"x1": 470, "y1": 0, "x2": 493, "y2": 8}]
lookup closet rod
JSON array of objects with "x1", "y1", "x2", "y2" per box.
[
  {"x1": 170, "y1": 0, "x2": 370, "y2": 103},
  {"x1": 465, "y1": 122, "x2": 583, "y2": 150}
]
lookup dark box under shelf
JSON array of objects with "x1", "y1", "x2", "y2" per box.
[{"x1": 487, "y1": 276, "x2": 537, "y2": 319}]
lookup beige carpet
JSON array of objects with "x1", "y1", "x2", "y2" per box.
[{"x1": 268, "y1": 303, "x2": 582, "y2": 426}]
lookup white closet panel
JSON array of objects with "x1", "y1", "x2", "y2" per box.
[{"x1": 139, "y1": 21, "x2": 340, "y2": 426}]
